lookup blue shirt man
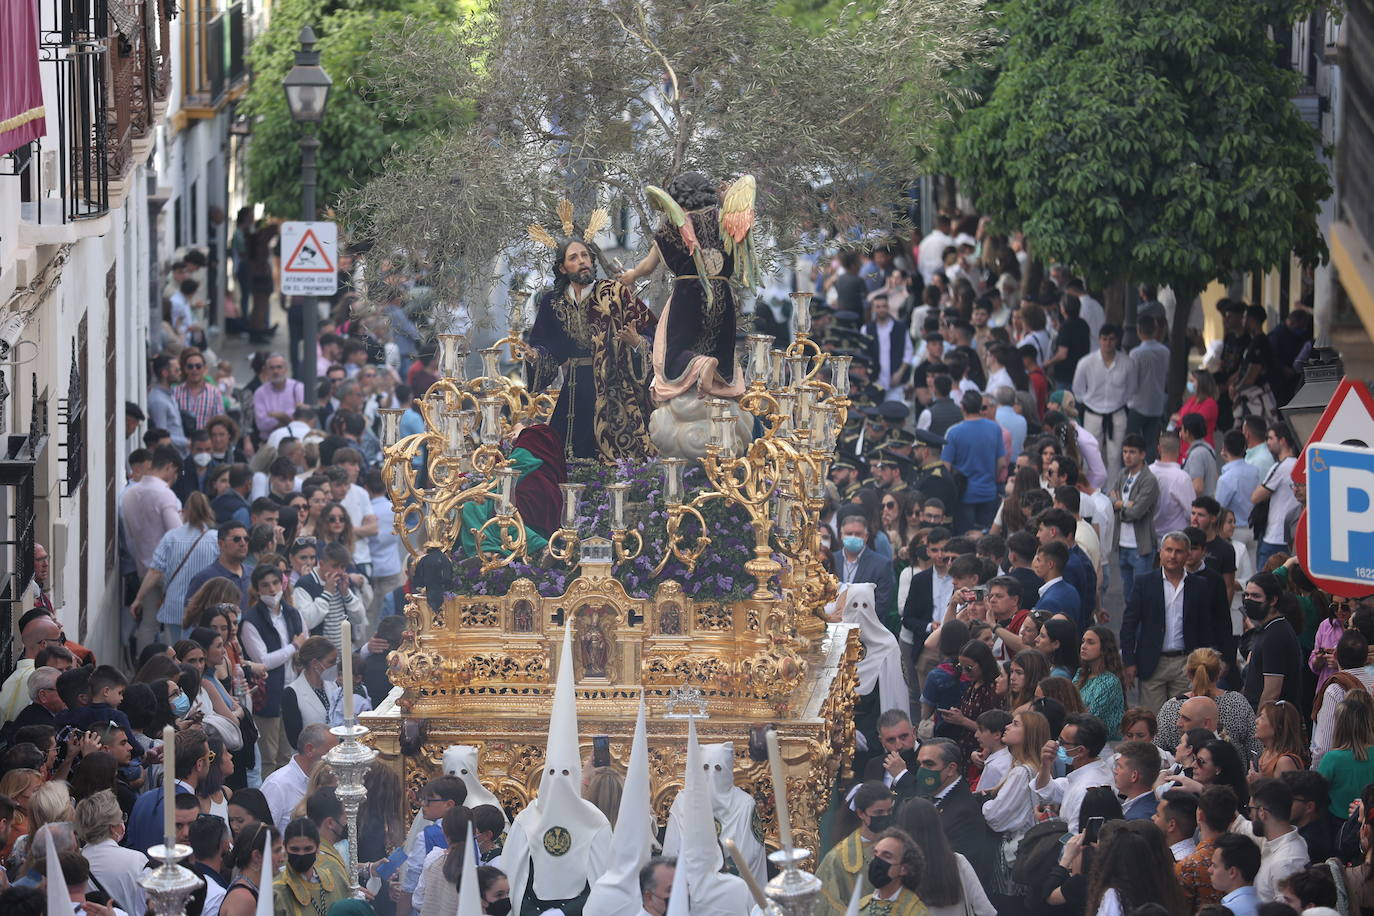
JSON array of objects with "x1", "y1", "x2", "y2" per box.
[
  {"x1": 1215, "y1": 431, "x2": 1261, "y2": 527},
  {"x1": 941, "y1": 390, "x2": 1007, "y2": 532}
]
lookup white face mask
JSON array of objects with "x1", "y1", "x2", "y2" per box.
[
  {"x1": 261, "y1": 592, "x2": 281, "y2": 609},
  {"x1": 322, "y1": 664, "x2": 339, "y2": 684},
  {"x1": 193, "y1": 452, "x2": 213, "y2": 467}
]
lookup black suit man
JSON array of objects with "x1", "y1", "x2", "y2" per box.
[
  {"x1": 864, "y1": 293, "x2": 910, "y2": 394},
  {"x1": 899, "y1": 527, "x2": 954, "y2": 705},
  {"x1": 1120, "y1": 531, "x2": 1229, "y2": 712},
  {"x1": 911, "y1": 738, "x2": 999, "y2": 894}
]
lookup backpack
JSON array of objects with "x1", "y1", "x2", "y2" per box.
[{"x1": 1013, "y1": 817, "x2": 1069, "y2": 887}]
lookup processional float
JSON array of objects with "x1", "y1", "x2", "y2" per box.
[{"x1": 360, "y1": 289, "x2": 861, "y2": 904}]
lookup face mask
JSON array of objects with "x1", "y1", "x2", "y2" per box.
[
  {"x1": 1056, "y1": 746, "x2": 1073, "y2": 768},
  {"x1": 914, "y1": 767, "x2": 943, "y2": 796},
  {"x1": 1242, "y1": 598, "x2": 1268, "y2": 621},
  {"x1": 287, "y1": 851, "x2": 316, "y2": 874},
  {"x1": 867, "y1": 857, "x2": 892, "y2": 889},
  {"x1": 261, "y1": 592, "x2": 281, "y2": 609},
  {"x1": 487, "y1": 900, "x2": 512, "y2": 916},
  {"x1": 1186, "y1": 380, "x2": 1197, "y2": 394},
  {"x1": 322, "y1": 665, "x2": 339, "y2": 684},
  {"x1": 171, "y1": 692, "x2": 192, "y2": 717},
  {"x1": 865, "y1": 813, "x2": 892, "y2": 834},
  {"x1": 193, "y1": 452, "x2": 213, "y2": 467},
  {"x1": 842, "y1": 536, "x2": 865, "y2": 554}
]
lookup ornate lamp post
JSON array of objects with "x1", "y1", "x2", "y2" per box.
[{"x1": 282, "y1": 24, "x2": 332, "y2": 401}]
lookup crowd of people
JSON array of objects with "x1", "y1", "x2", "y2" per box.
[
  {"x1": 0, "y1": 204, "x2": 1349, "y2": 916},
  {"x1": 802, "y1": 214, "x2": 1355, "y2": 916}
]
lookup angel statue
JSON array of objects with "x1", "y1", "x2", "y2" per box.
[
  {"x1": 619, "y1": 172, "x2": 760, "y2": 459},
  {"x1": 526, "y1": 201, "x2": 658, "y2": 463}
]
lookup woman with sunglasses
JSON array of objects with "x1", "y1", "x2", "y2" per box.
[
  {"x1": 283, "y1": 492, "x2": 309, "y2": 542},
  {"x1": 937, "y1": 638, "x2": 1005, "y2": 769},
  {"x1": 318, "y1": 500, "x2": 358, "y2": 558},
  {"x1": 297, "y1": 484, "x2": 330, "y2": 540},
  {"x1": 881, "y1": 491, "x2": 913, "y2": 565},
  {"x1": 1312, "y1": 592, "x2": 1357, "y2": 696}
]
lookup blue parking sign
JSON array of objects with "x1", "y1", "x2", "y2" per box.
[{"x1": 1307, "y1": 443, "x2": 1374, "y2": 587}]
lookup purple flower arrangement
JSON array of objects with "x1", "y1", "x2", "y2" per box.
[{"x1": 447, "y1": 458, "x2": 766, "y2": 602}]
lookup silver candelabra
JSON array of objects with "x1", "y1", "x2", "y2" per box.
[
  {"x1": 327, "y1": 721, "x2": 379, "y2": 896},
  {"x1": 139, "y1": 843, "x2": 203, "y2": 916}
]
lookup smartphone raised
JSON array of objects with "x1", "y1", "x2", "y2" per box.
[
  {"x1": 592, "y1": 735, "x2": 611, "y2": 768},
  {"x1": 1084, "y1": 816, "x2": 1104, "y2": 845}
]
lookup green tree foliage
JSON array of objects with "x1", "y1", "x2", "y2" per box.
[
  {"x1": 949, "y1": 0, "x2": 1330, "y2": 401},
  {"x1": 241, "y1": 0, "x2": 479, "y2": 218},
  {"x1": 341, "y1": 0, "x2": 992, "y2": 323}
]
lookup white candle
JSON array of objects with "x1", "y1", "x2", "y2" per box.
[
  {"x1": 725, "y1": 838, "x2": 769, "y2": 906},
  {"x1": 342, "y1": 621, "x2": 354, "y2": 724},
  {"x1": 163, "y1": 724, "x2": 176, "y2": 849},
  {"x1": 765, "y1": 729, "x2": 793, "y2": 852}
]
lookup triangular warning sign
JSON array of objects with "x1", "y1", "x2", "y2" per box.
[
  {"x1": 283, "y1": 228, "x2": 336, "y2": 274},
  {"x1": 1293, "y1": 378, "x2": 1374, "y2": 484}
]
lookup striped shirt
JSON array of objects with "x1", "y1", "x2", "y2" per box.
[
  {"x1": 173, "y1": 382, "x2": 223, "y2": 431},
  {"x1": 150, "y1": 524, "x2": 220, "y2": 626}
]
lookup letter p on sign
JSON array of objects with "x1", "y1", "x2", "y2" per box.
[{"x1": 1307, "y1": 444, "x2": 1374, "y2": 586}]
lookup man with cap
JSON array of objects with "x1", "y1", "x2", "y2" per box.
[
  {"x1": 809, "y1": 301, "x2": 835, "y2": 346},
  {"x1": 1231, "y1": 304, "x2": 1277, "y2": 418},
  {"x1": 846, "y1": 353, "x2": 885, "y2": 410},
  {"x1": 910, "y1": 431, "x2": 958, "y2": 510},
  {"x1": 869, "y1": 451, "x2": 912, "y2": 495},
  {"x1": 830, "y1": 453, "x2": 867, "y2": 501},
  {"x1": 503, "y1": 625, "x2": 612, "y2": 915},
  {"x1": 874, "y1": 402, "x2": 910, "y2": 448},
  {"x1": 1210, "y1": 299, "x2": 1250, "y2": 431}
]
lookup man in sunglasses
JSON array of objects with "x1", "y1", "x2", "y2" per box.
[{"x1": 184, "y1": 521, "x2": 252, "y2": 611}]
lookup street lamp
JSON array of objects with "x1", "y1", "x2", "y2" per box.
[
  {"x1": 1280, "y1": 346, "x2": 1345, "y2": 448},
  {"x1": 283, "y1": 24, "x2": 332, "y2": 402}
]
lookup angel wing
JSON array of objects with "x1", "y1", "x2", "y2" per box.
[
  {"x1": 719, "y1": 175, "x2": 759, "y2": 288},
  {"x1": 646, "y1": 184, "x2": 712, "y2": 309}
]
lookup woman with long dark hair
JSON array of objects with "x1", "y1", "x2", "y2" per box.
[
  {"x1": 416, "y1": 807, "x2": 473, "y2": 916},
  {"x1": 850, "y1": 486, "x2": 894, "y2": 558},
  {"x1": 1035, "y1": 616, "x2": 1080, "y2": 678},
  {"x1": 938, "y1": 639, "x2": 1005, "y2": 767},
  {"x1": 1075, "y1": 626, "x2": 1126, "y2": 740},
  {"x1": 1008, "y1": 649, "x2": 1051, "y2": 712},
  {"x1": 1085, "y1": 820, "x2": 1187, "y2": 916},
  {"x1": 894, "y1": 797, "x2": 995, "y2": 916},
  {"x1": 1167, "y1": 739, "x2": 1250, "y2": 812},
  {"x1": 992, "y1": 465, "x2": 1044, "y2": 536}
]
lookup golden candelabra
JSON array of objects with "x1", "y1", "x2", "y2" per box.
[{"x1": 378, "y1": 328, "x2": 557, "y2": 574}]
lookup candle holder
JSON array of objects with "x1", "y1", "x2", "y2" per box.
[
  {"x1": 378, "y1": 408, "x2": 405, "y2": 448},
  {"x1": 747, "y1": 334, "x2": 774, "y2": 386},
  {"x1": 790, "y1": 291, "x2": 813, "y2": 337},
  {"x1": 829, "y1": 355, "x2": 852, "y2": 398},
  {"x1": 661, "y1": 458, "x2": 685, "y2": 506},
  {"x1": 479, "y1": 347, "x2": 503, "y2": 387},
  {"x1": 326, "y1": 722, "x2": 379, "y2": 897},
  {"x1": 547, "y1": 483, "x2": 583, "y2": 562},
  {"x1": 606, "y1": 482, "x2": 643, "y2": 563},
  {"x1": 437, "y1": 334, "x2": 468, "y2": 379},
  {"x1": 764, "y1": 847, "x2": 823, "y2": 916},
  {"x1": 140, "y1": 843, "x2": 202, "y2": 916}
]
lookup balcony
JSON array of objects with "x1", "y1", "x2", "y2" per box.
[
  {"x1": 179, "y1": 1, "x2": 247, "y2": 117},
  {"x1": 5, "y1": 0, "x2": 171, "y2": 226}
]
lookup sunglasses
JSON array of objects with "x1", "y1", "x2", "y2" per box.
[
  {"x1": 293, "y1": 537, "x2": 318, "y2": 547},
  {"x1": 227, "y1": 535, "x2": 247, "y2": 543},
  {"x1": 185, "y1": 362, "x2": 205, "y2": 369},
  {"x1": 326, "y1": 515, "x2": 347, "y2": 522}
]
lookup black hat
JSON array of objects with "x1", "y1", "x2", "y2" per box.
[
  {"x1": 811, "y1": 301, "x2": 835, "y2": 318},
  {"x1": 1245, "y1": 304, "x2": 1268, "y2": 323},
  {"x1": 1218, "y1": 299, "x2": 1245, "y2": 314},
  {"x1": 862, "y1": 405, "x2": 882, "y2": 418},
  {"x1": 832, "y1": 453, "x2": 864, "y2": 473},
  {"x1": 889, "y1": 429, "x2": 916, "y2": 446},
  {"x1": 846, "y1": 352, "x2": 873, "y2": 369},
  {"x1": 876, "y1": 449, "x2": 914, "y2": 469},
  {"x1": 878, "y1": 402, "x2": 910, "y2": 422},
  {"x1": 913, "y1": 429, "x2": 946, "y2": 448},
  {"x1": 832, "y1": 310, "x2": 862, "y2": 327}
]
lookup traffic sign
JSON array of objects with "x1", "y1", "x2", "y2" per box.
[
  {"x1": 1299, "y1": 442, "x2": 1374, "y2": 593},
  {"x1": 1292, "y1": 377, "x2": 1374, "y2": 485},
  {"x1": 280, "y1": 220, "x2": 338, "y2": 296}
]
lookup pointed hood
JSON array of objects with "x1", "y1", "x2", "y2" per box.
[
  {"x1": 507, "y1": 618, "x2": 612, "y2": 904},
  {"x1": 841, "y1": 582, "x2": 908, "y2": 716},
  {"x1": 254, "y1": 827, "x2": 274, "y2": 916},
  {"x1": 674, "y1": 720, "x2": 752, "y2": 916},
  {"x1": 665, "y1": 848, "x2": 691, "y2": 916},
  {"x1": 540, "y1": 618, "x2": 583, "y2": 810},
  {"x1": 442, "y1": 745, "x2": 506, "y2": 824},
  {"x1": 44, "y1": 828, "x2": 69, "y2": 916},
  {"x1": 701, "y1": 742, "x2": 735, "y2": 817},
  {"x1": 584, "y1": 695, "x2": 654, "y2": 916},
  {"x1": 456, "y1": 822, "x2": 484, "y2": 916}
]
